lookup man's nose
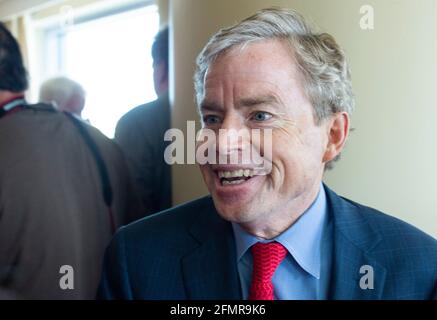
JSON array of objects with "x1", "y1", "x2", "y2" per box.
[{"x1": 217, "y1": 116, "x2": 250, "y2": 156}]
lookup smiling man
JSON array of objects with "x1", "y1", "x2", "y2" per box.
[{"x1": 98, "y1": 8, "x2": 437, "y2": 300}]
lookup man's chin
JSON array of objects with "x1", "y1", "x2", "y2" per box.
[
  {"x1": 206, "y1": 173, "x2": 267, "y2": 222},
  {"x1": 212, "y1": 198, "x2": 258, "y2": 223}
]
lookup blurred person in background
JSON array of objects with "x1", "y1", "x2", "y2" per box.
[
  {"x1": 114, "y1": 27, "x2": 171, "y2": 216},
  {"x1": 39, "y1": 76, "x2": 86, "y2": 118},
  {"x1": 0, "y1": 22, "x2": 141, "y2": 299}
]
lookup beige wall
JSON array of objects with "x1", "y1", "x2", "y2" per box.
[
  {"x1": 0, "y1": 0, "x2": 55, "y2": 20},
  {"x1": 171, "y1": 0, "x2": 437, "y2": 237},
  {"x1": 156, "y1": 0, "x2": 168, "y2": 26}
]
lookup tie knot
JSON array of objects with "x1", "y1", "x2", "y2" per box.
[
  {"x1": 251, "y1": 242, "x2": 287, "y2": 281},
  {"x1": 249, "y1": 241, "x2": 287, "y2": 300}
]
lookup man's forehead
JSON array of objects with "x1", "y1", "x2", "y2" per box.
[
  {"x1": 204, "y1": 41, "x2": 297, "y2": 83},
  {"x1": 203, "y1": 76, "x2": 285, "y2": 100},
  {"x1": 213, "y1": 39, "x2": 292, "y2": 63},
  {"x1": 202, "y1": 65, "x2": 296, "y2": 103},
  {"x1": 203, "y1": 63, "x2": 295, "y2": 97}
]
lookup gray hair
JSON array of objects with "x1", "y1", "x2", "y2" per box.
[
  {"x1": 195, "y1": 7, "x2": 355, "y2": 119},
  {"x1": 194, "y1": 7, "x2": 354, "y2": 168},
  {"x1": 39, "y1": 76, "x2": 85, "y2": 114}
]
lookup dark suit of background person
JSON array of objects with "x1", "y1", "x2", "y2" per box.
[
  {"x1": 0, "y1": 23, "x2": 141, "y2": 299},
  {"x1": 98, "y1": 9, "x2": 437, "y2": 300},
  {"x1": 114, "y1": 27, "x2": 171, "y2": 216}
]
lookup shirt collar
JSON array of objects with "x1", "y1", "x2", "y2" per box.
[
  {"x1": 231, "y1": 183, "x2": 327, "y2": 279},
  {"x1": 0, "y1": 95, "x2": 26, "y2": 110}
]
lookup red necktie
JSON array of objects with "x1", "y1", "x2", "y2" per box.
[{"x1": 249, "y1": 242, "x2": 287, "y2": 300}]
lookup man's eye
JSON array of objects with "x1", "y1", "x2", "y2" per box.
[
  {"x1": 251, "y1": 112, "x2": 272, "y2": 122},
  {"x1": 203, "y1": 115, "x2": 221, "y2": 125}
]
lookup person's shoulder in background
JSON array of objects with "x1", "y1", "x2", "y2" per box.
[
  {"x1": 73, "y1": 113, "x2": 145, "y2": 225},
  {"x1": 115, "y1": 93, "x2": 170, "y2": 139}
]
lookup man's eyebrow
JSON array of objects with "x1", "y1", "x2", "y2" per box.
[
  {"x1": 199, "y1": 101, "x2": 222, "y2": 112},
  {"x1": 200, "y1": 95, "x2": 280, "y2": 112},
  {"x1": 238, "y1": 95, "x2": 279, "y2": 107}
]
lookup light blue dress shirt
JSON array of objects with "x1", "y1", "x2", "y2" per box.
[{"x1": 231, "y1": 183, "x2": 331, "y2": 300}]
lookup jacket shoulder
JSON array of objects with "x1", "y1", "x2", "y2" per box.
[
  {"x1": 328, "y1": 188, "x2": 437, "y2": 297},
  {"x1": 341, "y1": 196, "x2": 436, "y2": 247},
  {"x1": 337, "y1": 195, "x2": 437, "y2": 288},
  {"x1": 116, "y1": 98, "x2": 165, "y2": 128}
]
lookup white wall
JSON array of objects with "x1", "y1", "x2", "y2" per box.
[{"x1": 171, "y1": 0, "x2": 437, "y2": 237}]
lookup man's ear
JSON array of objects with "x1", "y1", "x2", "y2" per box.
[
  {"x1": 153, "y1": 61, "x2": 168, "y2": 95},
  {"x1": 322, "y1": 112, "x2": 350, "y2": 163},
  {"x1": 157, "y1": 61, "x2": 168, "y2": 84}
]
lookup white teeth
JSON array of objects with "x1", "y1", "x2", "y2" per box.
[
  {"x1": 218, "y1": 169, "x2": 254, "y2": 179},
  {"x1": 222, "y1": 179, "x2": 245, "y2": 186}
]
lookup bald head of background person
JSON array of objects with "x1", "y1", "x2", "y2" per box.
[
  {"x1": 39, "y1": 77, "x2": 86, "y2": 118},
  {"x1": 98, "y1": 8, "x2": 437, "y2": 300},
  {"x1": 0, "y1": 22, "x2": 141, "y2": 299}
]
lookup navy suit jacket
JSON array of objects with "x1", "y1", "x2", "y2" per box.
[{"x1": 97, "y1": 185, "x2": 437, "y2": 300}]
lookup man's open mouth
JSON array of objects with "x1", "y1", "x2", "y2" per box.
[{"x1": 217, "y1": 169, "x2": 255, "y2": 186}]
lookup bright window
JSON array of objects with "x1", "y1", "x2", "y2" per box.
[{"x1": 41, "y1": 4, "x2": 159, "y2": 137}]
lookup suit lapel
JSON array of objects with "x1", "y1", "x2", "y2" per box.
[
  {"x1": 324, "y1": 185, "x2": 387, "y2": 299},
  {"x1": 181, "y1": 198, "x2": 241, "y2": 299},
  {"x1": 180, "y1": 188, "x2": 389, "y2": 300},
  {"x1": 330, "y1": 233, "x2": 387, "y2": 299}
]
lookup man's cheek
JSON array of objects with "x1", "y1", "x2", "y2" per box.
[{"x1": 199, "y1": 165, "x2": 212, "y2": 185}]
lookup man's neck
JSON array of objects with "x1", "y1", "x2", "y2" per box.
[
  {"x1": 0, "y1": 91, "x2": 25, "y2": 108},
  {"x1": 155, "y1": 83, "x2": 169, "y2": 97},
  {"x1": 239, "y1": 179, "x2": 323, "y2": 239}
]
